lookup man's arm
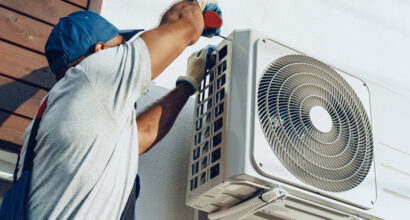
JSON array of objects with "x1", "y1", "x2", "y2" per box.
[
  {"x1": 137, "y1": 83, "x2": 192, "y2": 155},
  {"x1": 140, "y1": 0, "x2": 204, "y2": 80}
]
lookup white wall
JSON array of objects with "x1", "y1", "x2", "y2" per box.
[
  {"x1": 134, "y1": 83, "x2": 196, "y2": 219},
  {"x1": 365, "y1": 81, "x2": 410, "y2": 219},
  {"x1": 101, "y1": 1, "x2": 410, "y2": 219},
  {"x1": 102, "y1": 0, "x2": 410, "y2": 96}
]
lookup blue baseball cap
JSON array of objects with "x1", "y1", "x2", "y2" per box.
[{"x1": 45, "y1": 10, "x2": 143, "y2": 75}]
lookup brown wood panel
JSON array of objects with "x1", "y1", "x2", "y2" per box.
[
  {"x1": 66, "y1": 0, "x2": 88, "y2": 8},
  {"x1": 0, "y1": 0, "x2": 82, "y2": 25},
  {"x1": 0, "y1": 111, "x2": 30, "y2": 152},
  {"x1": 0, "y1": 112, "x2": 31, "y2": 133},
  {"x1": 0, "y1": 126, "x2": 22, "y2": 152},
  {"x1": 0, "y1": 7, "x2": 52, "y2": 53},
  {"x1": 0, "y1": 75, "x2": 47, "y2": 119},
  {"x1": 0, "y1": 41, "x2": 56, "y2": 89},
  {"x1": 0, "y1": 0, "x2": 104, "y2": 149},
  {"x1": 88, "y1": 0, "x2": 103, "y2": 13}
]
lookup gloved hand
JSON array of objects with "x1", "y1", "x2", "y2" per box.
[
  {"x1": 176, "y1": 45, "x2": 216, "y2": 94},
  {"x1": 196, "y1": 0, "x2": 222, "y2": 37}
]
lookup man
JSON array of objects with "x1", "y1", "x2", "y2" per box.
[{"x1": 11, "y1": 0, "x2": 222, "y2": 219}]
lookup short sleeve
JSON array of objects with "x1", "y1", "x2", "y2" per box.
[{"x1": 78, "y1": 37, "x2": 151, "y2": 124}]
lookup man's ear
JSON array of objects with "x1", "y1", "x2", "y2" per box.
[{"x1": 94, "y1": 42, "x2": 106, "y2": 52}]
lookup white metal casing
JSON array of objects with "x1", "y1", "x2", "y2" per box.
[{"x1": 186, "y1": 29, "x2": 383, "y2": 220}]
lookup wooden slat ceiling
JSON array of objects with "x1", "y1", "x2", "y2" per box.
[
  {"x1": 0, "y1": 41, "x2": 55, "y2": 89},
  {"x1": 0, "y1": 0, "x2": 103, "y2": 153},
  {"x1": 0, "y1": 7, "x2": 52, "y2": 53},
  {"x1": 66, "y1": 0, "x2": 89, "y2": 9},
  {"x1": 0, "y1": 0, "x2": 84, "y2": 25}
]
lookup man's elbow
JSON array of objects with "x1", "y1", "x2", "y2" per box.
[
  {"x1": 184, "y1": 17, "x2": 204, "y2": 45},
  {"x1": 160, "y1": 1, "x2": 204, "y2": 45},
  {"x1": 179, "y1": 2, "x2": 204, "y2": 45}
]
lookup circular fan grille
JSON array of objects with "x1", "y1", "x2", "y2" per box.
[{"x1": 257, "y1": 55, "x2": 374, "y2": 192}]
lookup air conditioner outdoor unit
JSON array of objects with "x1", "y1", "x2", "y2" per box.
[{"x1": 186, "y1": 29, "x2": 381, "y2": 220}]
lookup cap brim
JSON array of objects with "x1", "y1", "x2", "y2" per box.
[{"x1": 119, "y1": 29, "x2": 144, "y2": 41}]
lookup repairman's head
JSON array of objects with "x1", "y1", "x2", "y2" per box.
[{"x1": 45, "y1": 11, "x2": 143, "y2": 80}]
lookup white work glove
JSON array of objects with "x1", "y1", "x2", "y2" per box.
[
  {"x1": 176, "y1": 45, "x2": 216, "y2": 94},
  {"x1": 196, "y1": 0, "x2": 219, "y2": 12}
]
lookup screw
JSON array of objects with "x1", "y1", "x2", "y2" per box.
[
  {"x1": 371, "y1": 201, "x2": 374, "y2": 205},
  {"x1": 262, "y1": 39, "x2": 266, "y2": 43},
  {"x1": 259, "y1": 163, "x2": 263, "y2": 167}
]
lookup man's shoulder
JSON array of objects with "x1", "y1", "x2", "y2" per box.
[
  {"x1": 80, "y1": 37, "x2": 148, "y2": 69},
  {"x1": 81, "y1": 46, "x2": 124, "y2": 70}
]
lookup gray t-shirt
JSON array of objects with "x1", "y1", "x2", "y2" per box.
[{"x1": 17, "y1": 37, "x2": 151, "y2": 219}]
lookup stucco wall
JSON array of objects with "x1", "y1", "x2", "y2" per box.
[
  {"x1": 134, "y1": 83, "x2": 196, "y2": 220},
  {"x1": 102, "y1": 0, "x2": 410, "y2": 96}
]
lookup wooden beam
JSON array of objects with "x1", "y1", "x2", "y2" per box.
[
  {"x1": 0, "y1": 40, "x2": 56, "y2": 89},
  {"x1": 0, "y1": 0, "x2": 82, "y2": 25},
  {"x1": 0, "y1": 126, "x2": 23, "y2": 153},
  {"x1": 88, "y1": 0, "x2": 103, "y2": 14},
  {"x1": 0, "y1": 139, "x2": 20, "y2": 153},
  {"x1": 0, "y1": 110, "x2": 30, "y2": 152},
  {"x1": 0, "y1": 7, "x2": 52, "y2": 53},
  {"x1": 0, "y1": 111, "x2": 31, "y2": 135},
  {"x1": 65, "y1": 0, "x2": 88, "y2": 9},
  {"x1": 0, "y1": 75, "x2": 47, "y2": 119}
]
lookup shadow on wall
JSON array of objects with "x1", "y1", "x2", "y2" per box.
[
  {"x1": 0, "y1": 66, "x2": 56, "y2": 126},
  {"x1": 135, "y1": 83, "x2": 196, "y2": 220}
]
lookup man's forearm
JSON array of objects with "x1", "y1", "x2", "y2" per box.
[{"x1": 137, "y1": 83, "x2": 193, "y2": 155}]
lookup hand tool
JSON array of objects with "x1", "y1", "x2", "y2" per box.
[{"x1": 203, "y1": 10, "x2": 232, "y2": 41}]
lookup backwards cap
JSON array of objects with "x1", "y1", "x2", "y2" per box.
[{"x1": 45, "y1": 10, "x2": 142, "y2": 74}]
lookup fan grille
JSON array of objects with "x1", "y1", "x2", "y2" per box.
[{"x1": 257, "y1": 55, "x2": 373, "y2": 192}]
